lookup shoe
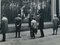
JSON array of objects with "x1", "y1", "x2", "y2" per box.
[
  {"x1": 56, "y1": 33, "x2": 57, "y2": 35},
  {"x1": 15, "y1": 36, "x2": 17, "y2": 38},
  {"x1": 39, "y1": 36, "x2": 44, "y2": 38},
  {"x1": 55, "y1": 33, "x2": 57, "y2": 35},
  {"x1": 18, "y1": 36, "x2": 21, "y2": 38},
  {"x1": 0, "y1": 40, "x2": 5, "y2": 42},
  {"x1": 31, "y1": 37, "x2": 35, "y2": 39},
  {"x1": 52, "y1": 33, "x2": 55, "y2": 35}
]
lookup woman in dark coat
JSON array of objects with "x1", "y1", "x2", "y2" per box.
[{"x1": 1, "y1": 16, "x2": 8, "y2": 41}]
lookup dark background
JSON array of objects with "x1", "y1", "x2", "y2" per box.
[{"x1": 1, "y1": 0, "x2": 51, "y2": 24}]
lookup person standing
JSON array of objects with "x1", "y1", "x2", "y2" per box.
[
  {"x1": 15, "y1": 14, "x2": 22, "y2": 38},
  {"x1": 53, "y1": 14, "x2": 59, "y2": 35},
  {"x1": 1, "y1": 15, "x2": 8, "y2": 42},
  {"x1": 38, "y1": 8, "x2": 44, "y2": 38},
  {"x1": 29, "y1": 14, "x2": 32, "y2": 37},
  {"x1": 31, "y1": 17, "x2": 37, "y2": 39}
]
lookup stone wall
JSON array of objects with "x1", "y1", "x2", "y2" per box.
[{"x1": 0, "y1": 0, "x2": 1, "y2": 28}]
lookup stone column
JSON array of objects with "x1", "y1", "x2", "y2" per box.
[
  {"x1": 59, "y1": 0, "x2": 60, "y2": 16},
  {"x1": 0, "y1": 0, "x2": 1, "y2": 28},
  {"x1": 51, "y1": 0, "x2": 56, "y2": 21}
]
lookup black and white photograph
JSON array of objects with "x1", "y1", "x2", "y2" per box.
[{"x1": 0, "y1": 0, "x2": 60, "y2": 45}]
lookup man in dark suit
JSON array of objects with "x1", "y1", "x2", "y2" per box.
[
  {"x1": 29, "y1": 15, "x2": 31, "y2": 37},
  {"x1": 38, "y1": 8, "x2": 45, "y2": 38},
  {"x1": 1, "y1": 15, "x2": 8, "y2": 42},
  {"x1": 15, "y1": 14, "x2": 22, "y2": 38},
  {"x1": 29, "y1": 15, "x2": 34, "y2": 38}
]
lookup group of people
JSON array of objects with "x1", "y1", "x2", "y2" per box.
[
  {"x1": 29, "y1": 9, "x2": 45, "y2": 39},
  {"x1": 14, "y1": 8, "x2": 59, "y2": 39},
  {"x1": 14, "y1": 12, "x2": 59, "y2": 39},
  {"x1": 1, "y1": 8, "x2": 59, "y2": 42},
  {"x1": 14, "y1": 7, "x2": 45, "y2": 39}
]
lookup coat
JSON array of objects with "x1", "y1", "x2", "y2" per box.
[
  {"x1": 31, "y1": 19, "x2": 37, "y2": 34},
  {"x1": 38, "y1": 9, "x2": 44, "y2": 29},
  {"x1": 53, "y1": 17, "x2": 59, "y2": 30},
  {"x1": 29, "y1": 16, "x2": 32, "y2": 27},
  {"x1": 1, "y1": 17, "x2": 8, "y2": 33},
  {"x1": 15, "y1": 17, "x2": 22, "y2": 32},
  {"x1": 31, "y1": 19, "x2": 37, "y2": 29}
]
